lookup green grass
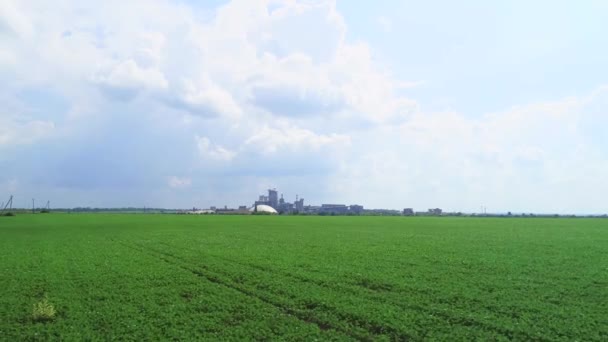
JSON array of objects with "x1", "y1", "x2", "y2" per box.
[{"x1": 1, "y1": 214, "x2": 606, "y2": 340}]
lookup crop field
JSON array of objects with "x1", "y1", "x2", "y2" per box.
[{"x1": 1, "y1": 214, "x2": 607, "y2": 341}]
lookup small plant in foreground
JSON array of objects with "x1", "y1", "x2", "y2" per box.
[{"x1": 32, "y1": 297, "x2": 56, "y2": 322}]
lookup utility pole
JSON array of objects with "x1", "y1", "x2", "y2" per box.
[
  {"x1": 32, "y1": 198, "x2": 35, "y2": 214},
  {"x1": 2, "y1": 195, "x2": 13, "y2": 214}
]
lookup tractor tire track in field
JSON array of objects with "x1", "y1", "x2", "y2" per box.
[
  {"x1": 125, "y1": 241, "x2": 559, "y2": 342},
  {"x1": 152, "y1": 241, "x2": 554, "y2": 342},
  {"x1": 120, "y1": 241, "x2": 395, "y2": 341},
  {"x1": 213, "y1": 258, "x2": 554, "y2": 342},
  {"x1": 205, "y1": 253, "x2": 554, "y2": 341}
]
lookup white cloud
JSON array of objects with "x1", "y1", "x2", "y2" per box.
[
  {"x1": 0, "y1": 1, "x2": 33, "y2": 37},
  {"x1": 93, "y1": 59, "x2": 168, "y2": 100},
  {"x1": 169, "y1": 78, "x2": 242, "y2": 118},
  {"x1": 244, "y1": 124, "x2": 351, "y2": 155},
  {"x1": 190, "y1": 0, "x2": 415, "y2": 123},
  {"x1": 248, "y1": 53, "x2": 345, "y2": 116},
  {"x1": 2, "y1": 0, "x2": 416, "y2": 124},
  {"x1": 167, "y1": 176, "x2": 191, "y2": 189},
  {"x1": 330, "y1": 87, "x2": 608, "y2": 213},
  {"x1": 196, "y1": 136, "x2": 236, "y2": 161},
  {"x1": 254, "y1": 0, "x2": 346, "y2": 63},
  {"x1": 0, "y1": 118, "x2": 55, "y2": 147}
]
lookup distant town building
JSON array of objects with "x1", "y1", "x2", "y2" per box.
[
  {"x1": 403, "y1": 208, "x2": 414, "y2": 216},
  {"x1": 305, "y1": 205, "x2": 321, "y2": 214},
  {"x1": 320, "y1": 204, "x2": 349, "y2": 214},
  {"x1": 428, "y1": 208, "x2": 442, "y2": 215},
  {"x1": 349, "y1": 205, "x2": 364, "y2": 214}
]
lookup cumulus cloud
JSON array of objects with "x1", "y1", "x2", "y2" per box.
[
  {"x1": 244, "y1": 124, "x2": 350, "y2": 155},
  {"x1": 93, "y1": 59, "x2": 168, "y2": 100},
  {"x1": 330, "y1": 87, "x2": 608, "y2": 213},
  {"x1": 247, "y1": 53, "x2": 346, "y2": 116},
  {"x1": 167, "y1": 79, "x2": 242, "y2": 118},
  {"x1": 188, "y1": 0, "x2": 415, "y2": 122},
  {"x1": 254, "y1": 0, "x2": 346, "y2": 62}
]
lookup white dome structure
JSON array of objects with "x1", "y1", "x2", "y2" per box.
[{"x1": 250, "y1": 204, "x2": 278, "y2": 214}]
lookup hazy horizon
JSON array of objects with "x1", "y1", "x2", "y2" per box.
[{"x1": 2, "y1": 1, "x2": 607, "y2": 214}]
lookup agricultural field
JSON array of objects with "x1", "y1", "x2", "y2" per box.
[{"x1": 1, "y1": 214, "x2": 607, "y2": 341}]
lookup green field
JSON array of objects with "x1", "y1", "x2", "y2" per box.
[{"x1": 1, "y1": 214, "x2": 606, "y2": 341}]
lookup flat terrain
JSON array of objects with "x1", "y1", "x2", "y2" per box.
[{"x1": 1, "y1": 214, "x2": 606, "y2": 340}]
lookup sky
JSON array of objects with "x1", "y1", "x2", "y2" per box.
[{"x1": 1, "y1": 0, "x2": 607, "y2": 213}]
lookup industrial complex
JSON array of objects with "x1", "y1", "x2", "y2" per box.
[
  {"x1": 186, "y1": 188, "x2": 440, "y2": 216},
  {"x1": 251, "y1": 188, "x2": 365, "y2": 215}
]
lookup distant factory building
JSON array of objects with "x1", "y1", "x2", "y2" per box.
[
  {"x1": 295, "y1": 196, "x2": 304, "y2": 212},
  {"x1": 428, "y1": 208, "x2": 442, "y2": 215},
  {"x1": 403, "y1": 208, "x2": 414, "y2": 216},
  {"x1": 268, "y1": 189, "x2": 278, "y2": 210},
  {"x1": 252, "y1": 188, "x2": 303, "y2": 214},
  {"x1": 349, "y1": 205, "x2": 364, "y2": 214},
  {"x1": 320, "y1": 204, "x2": 349, "y2": 214},
  {"x1": 305, "y1": 205, "x2": 321, "y2": 214},
  {"x1": 254, "y1": 192, "x2": 272, "y2": 208}
]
